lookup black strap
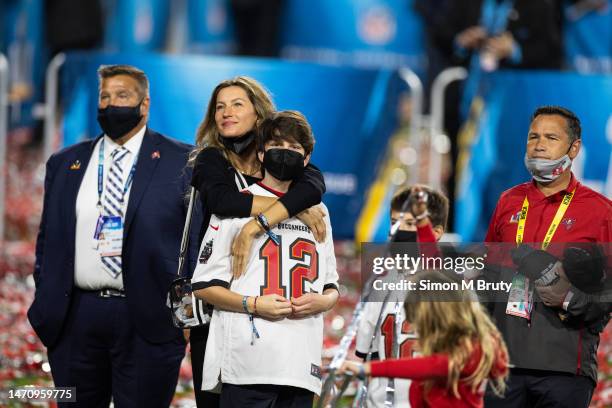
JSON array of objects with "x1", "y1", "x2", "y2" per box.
[{"x1": 176, "y1": 187, "x2": 197, "y2": 277}]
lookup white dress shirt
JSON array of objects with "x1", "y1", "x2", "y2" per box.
[{"x1": 74, "y1": 126, "x2": 145, "y2": 290}]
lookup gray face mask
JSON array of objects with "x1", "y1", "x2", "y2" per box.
[{"x1": 524, "y1": 154, "x2": 572, "y2": 183}]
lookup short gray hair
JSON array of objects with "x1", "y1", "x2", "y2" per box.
[{"x1": 97, "y1": 64, "x2": 149, "y2": 98}]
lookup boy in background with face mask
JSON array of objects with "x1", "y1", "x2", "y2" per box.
[
  {"x1": 484, "y1": 106, "x2": 611, "y2": 407},
  {"x1": 191, "y1": 111, "x2": 339, "y2": 408},
  {"x1": 354, "y1": 185, "x2": 449, "y2": 408}
]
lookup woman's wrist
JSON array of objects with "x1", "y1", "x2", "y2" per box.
[{"x1": 247, "y1": 218, "x2": 264, "y2": 235}]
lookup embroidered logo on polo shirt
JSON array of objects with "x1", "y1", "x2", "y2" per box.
[
  {"x1": 561, "y1": 218, "x2": 576, "y2": 230},
  {"x1": 509, "y1": 211, "x2": 521, "y2": 223}
]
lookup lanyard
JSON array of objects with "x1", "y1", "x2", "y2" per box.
[
  {"x1": 516, "y1": 189, "x2": 576, "y2": 250},
  {"x1": 96, "y1": 139, "x2": 138, "y2": 211}
]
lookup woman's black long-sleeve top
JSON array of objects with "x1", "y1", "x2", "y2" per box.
[{"x1": 190, "y1": 147, "x2": 326, "y2": 238}]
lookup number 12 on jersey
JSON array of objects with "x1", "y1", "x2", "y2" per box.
[
  {"x1": 259, "y1": 237, "x2": 319, "y2": 298},
  {"x1": 381, "y1": 314, "x2": 418, "y2": 358}
]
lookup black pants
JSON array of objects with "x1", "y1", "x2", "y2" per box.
[
  {"x1": 48, "y1": 289, "x2": 184, "y2": 408},
  {"x1": 485, "y1": 368, "x2": 595, "y2": 408},
  {"x1": 220, "y1": 384, "x2": 314, "y2": 408},
  {"x1": 190, "y1": 325, "x2": 220, "y2": 407}
]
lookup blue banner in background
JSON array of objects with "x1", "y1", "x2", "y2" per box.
[
  {"x1": 455, "y1": 71, "x2": 612, "y2": 241},
  {"x1": 0, "y1": 0, "x2": 45, "y2": 129},
  {"x1": 58, "y1": 52, "x2": 403, "y2": 239},
  {"x1": 186, "y1": 0, "x2": 235, "y2": 54},
  {"x1": 564, "y1": 0, "x2": 612, "y2": 73},
  {"x1": 102, "y1": 0, "x2": 170, "y2": 52},
  {"x1": 281, "y1": 0, "x2": 425, "y2": 73}
]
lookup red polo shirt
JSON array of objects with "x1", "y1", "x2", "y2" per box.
[
  {"x1": 484, "y1": 173, "x2": 610, "y2": 382},
  {"x1": 486, "y1": 173, "x2": 611, "y2": 244}
]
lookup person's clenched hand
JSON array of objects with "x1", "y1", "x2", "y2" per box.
[
  {"x1": 255, "y1": 294, "x2": 293, "y2": 320},
  {"x1": 536, "y1": 272, "x2": 571, "y2": 308},
  {"x1": 290, "y1": 293, "x2": 333, "y2": 318},
  {"x1": 297, "y1": 205, "x2": 327, "y2": 242},
  {"x1": 483, "y1": 31, "x2": 516, "y2": 59},
  {"x1": 456, "y1": 26, "x2": 486, "y2": 49}
]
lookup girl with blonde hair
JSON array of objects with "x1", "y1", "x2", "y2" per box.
[
  {"x1": 340, "y1": 270, "x2": 508, "y2": 408},
  {"x1": 188, "y1": 76, "x2": 328, "y2": 407}
]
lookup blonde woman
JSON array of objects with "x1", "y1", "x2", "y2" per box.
[
  {"x1": 188, "y1": 77, "x2": 328, "y2": 407},
  {"x1": 340, "y1": 271, "x2": 509, "y2": 408}
]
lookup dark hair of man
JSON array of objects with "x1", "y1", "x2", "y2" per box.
[
  {"x1": 390, "y1": 185, "x2": 449, "y2": 229},
  {"x1": 531, "y1": 105, "x2": 581, "y2": 143},
  {"x1": 97, "y1": 64, "x2": 149, "y2": 98},
  {"x1": 257, "y1": 110, "x2": 315, "y2": 155}
]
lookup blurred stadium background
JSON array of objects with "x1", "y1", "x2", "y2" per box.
[{"x1": 0, "y1": 0, "x2": 610, "y2": 406}]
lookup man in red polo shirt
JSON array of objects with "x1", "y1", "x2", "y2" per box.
[{"x1": 484, "y1": 106, "x2": 611, "y2": 407}]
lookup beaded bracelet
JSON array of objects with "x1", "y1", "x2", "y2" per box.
[
  {"x1": 242, "y1": 296, "x2": 260, "y2": 345},
  {"x1": 256, "y1": 213, "x2": 281, "y2": 245}
]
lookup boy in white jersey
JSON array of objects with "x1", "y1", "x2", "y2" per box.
[
  {"x1": 355, "y1": 185, "x2": 448, "y2": 408},
  {"x1": 192, "y1": 111, "x2": 339, "y2": 408}
]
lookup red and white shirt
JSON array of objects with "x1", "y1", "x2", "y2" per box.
[{"x1": 354, "y1": 224, "x2": 438, "y2": 408}]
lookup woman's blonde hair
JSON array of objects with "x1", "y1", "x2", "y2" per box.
[
  {"x1": 404, "y1": 270, "x2": 508, "y2": 399},
  {"x1": 189, "y1": 76, "x2": 276, "y2": 168}
]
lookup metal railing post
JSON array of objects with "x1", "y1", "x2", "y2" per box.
[
  {"x1": 43, "y1": 53, "x2": 66, "y2": 161},
  {"x1": 428, "y1": 67, "x2": 468, "y2": 190},
  {"x1": 0, "y1": 53, "x2": 9, "y2": 242},
  {"x1": 398, "y1": 67, "x2": 423, "y2": 185}
]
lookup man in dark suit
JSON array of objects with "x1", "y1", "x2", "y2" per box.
[
  {"x1": 27, "y1": 64, "x2": 201, "y2": 407},
  {"x1": 432, "y1": 0, "x2": 563, "y2": 70}
]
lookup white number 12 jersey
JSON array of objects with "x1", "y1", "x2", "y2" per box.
[
  {"x1": 191, "y1": 182, "x2": 339, "y2": 395},
  {"x1": 356, "y1": 299, "x2": 418, "y2": 408}
]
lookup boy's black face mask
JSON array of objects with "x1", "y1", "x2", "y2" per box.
[
  {"x1": 391, "y1": 230, "x2": 417, "y2": 243},
  {"x1": 389, "y1": 230, "x2": 419, "y2": 261},
  {"x1": 262, "y1": 148, "x2": 305, "y2": 181}
]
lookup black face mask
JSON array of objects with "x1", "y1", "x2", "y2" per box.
[
  {"x1": 97, "y1": 101, "x2": 143, "y2": 140},
  {"x1": 220, "y1": 130, "x2": 256, "y2": 155},
  {"x1": 389, "y1": 230, "x2": 418, "y2": 261},
  {"x1": 392, "y1": 230, "x2": 417, "y2": 243},
  {"x1": 262, "y1": 148, "x2": 305, "y2": 181}
]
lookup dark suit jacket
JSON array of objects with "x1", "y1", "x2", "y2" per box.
[
  {"x1": 431, "y1": 0, "x2": 563, "y2": 70},
  {"x1": 28, "y1": 128, "x2": 202, "y2": 348}
]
